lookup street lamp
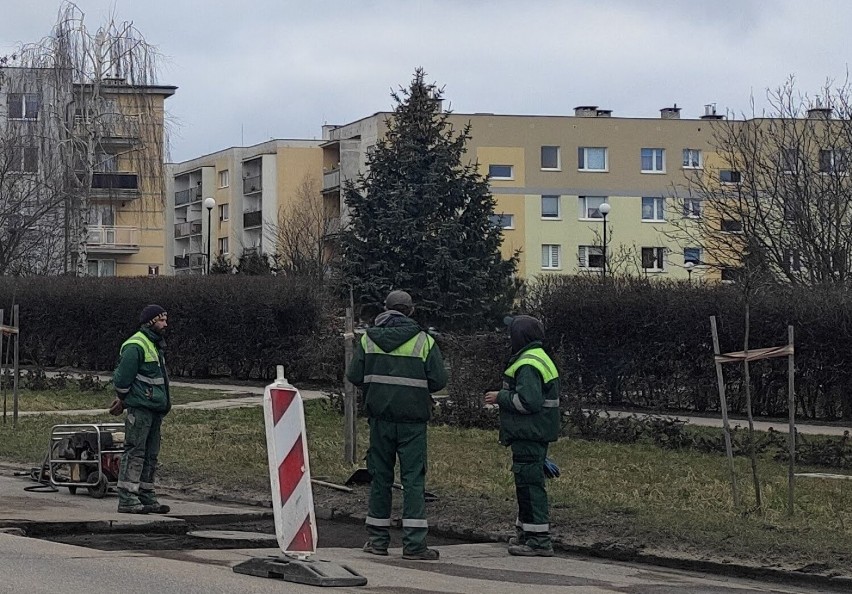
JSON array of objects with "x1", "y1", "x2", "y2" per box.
[
  {"x1": 599, "y1": 202, "x2": 611, "y2": 278},
  {"x1": 685, "y1": 261, "x2": 695, "y2": 284},
  {"x1": 203, "y1": 196, "x2": 216, "y2": 274}
]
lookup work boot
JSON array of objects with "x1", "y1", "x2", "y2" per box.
[
  {"x1": 402, "y1": 548, "x2": 440, "y2": 560},
  {"x1": 117, "y1": 503, "x2": 150, "y2": 514},
  {"x1": 508, "y1": 544, "x2": 554, "y2": 557},
  {"x1": 508, "y1": 526, "x2": 526, "y2": 546},
  {"x1": 362, "y1": 541, "x2": 388, "y2": 556},
  {"x1": 139, "y1": 490, "x2": 170, "y2": 514}
]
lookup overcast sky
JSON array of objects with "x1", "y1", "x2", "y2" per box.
[{"x1": 1, "y1": 1, "x2": 850, "y2": 162}]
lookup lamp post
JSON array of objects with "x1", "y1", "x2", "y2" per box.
[
  {"x1": 599, "y1": 202, "x2": 611, "y2": 277},
  {"x1": 685, "y1": 261, "x2": 695, "y2": 284},
  {"x1": 203, "y1": 196, "x2": 216, "y2": 274}
]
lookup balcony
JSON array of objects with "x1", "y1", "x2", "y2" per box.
[
  {"x1": 243, "y1": 175, "x2": 262, "y2": 195},
  {"x1": 174, "y1": 253, "x2": 205, "y2": 270},
  {"x1": 74, "y1": 113, "x2": 140, "y2": 146},
  {"x1": 174, "y1": 220, "x2": 202, "y2": 238},
  {"x1": 87, "y1": 225, "x2": 139, "y2": 253},
  {"x1": 243, "y1": 209, "x2": 263, "y2": 229},
  {"x1": 322, "y1": 168, "x2": 340, "y2": 193},
  {"x1": 175, "y1": 186, "x2": 202, "y2": 206},
  {"x1": 78, "y1": 172, "x2": 140, "y2": 200}
]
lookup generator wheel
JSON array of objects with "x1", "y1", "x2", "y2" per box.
[
  {"x1": 87, "y1": 472, "x2": 108, "y2": 499},
  {"x1": 68, "y1": 486, "x2": 77, "y2": 495}
]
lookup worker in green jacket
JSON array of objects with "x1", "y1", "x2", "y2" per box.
[
  {"x1": 485, "y1": 315, "x2": 560, "y2": 557},
  {"x1": 346, "y1": 290, "x2": 448, "y2": 561},
  {"x1": 112, "y1": 305, "x2": 172, "y2": 514}
]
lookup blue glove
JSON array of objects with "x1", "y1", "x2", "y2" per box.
[{"x1": 543, "y1": 457, "x2": 560, "y2": 479}]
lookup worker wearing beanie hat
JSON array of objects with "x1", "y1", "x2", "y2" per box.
[
  {"x1": 112, "y1": 305, "x2": 172, "y2": 515},
  {"x1": 346, "y1": 290, "x2": 448, "y2": 561},
  {"x1": 485, "y1": 315, "x2": 560, "y2": 557}
]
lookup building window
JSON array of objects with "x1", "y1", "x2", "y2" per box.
[
  {"x1": 578, "y1": 147, "x2": 607, "y2": 171},
  {"x1": 721, "y1": 219, "x2": 743, "y2": 233},
  {"x1": 218, "y1": 169, "x2": 230, "y2": 188},
  {"x1": 641, "y1": 197, "x2": 665, "y2": 221},
  {"x1": 489, "y1": 214, "x2": 514, "y2": 229},
  {"x1": 721, "y1": 267, "x2": 741, "y2": 282},
  {"x1": 641, "y1": 247, "x2": 666, "y2": 271},
  {"x1": 7, "y1": 93, "x2": 40, "y2": 120},
  {"x1": 578, "y1": 245, "x2": 605, "y2": 270},
  {"x1": 218, "y1": 237, "x2": 229, "y2": 255},
  {"x1": 488, "y1": 164, "x2": 513, "y2": 180},
  {"x1": 819, "y1": 149, "x2": 849, "y2": 173},
  {"x1": 10, "y1": 146, "x2": 38, "y2": 173},
  {"x1": 541, "y1": 146, "x2": 560, "y2": 170},
  {"x1": 579, "y1": 196, "x2": 606, "y2": 219},
  {"x1": 684, "y1": 247, "x2": 702, "y2": 265},
  {"x1": 780, "y1": 148, "x2": 799, "y2": 173},
  {"x1": 148, "y1": 266, "x2": 160, "y2": 276},
  {"x1": 683, "y1": 197, "x2": 702, "y2": 218},
  {"x1": 218, "y1": 203, "x2": 230, "y2": 222},
  {"x1": 87, "y1": 259, "x2": 115, "y2": 277},
  {"x1": 683, "y1": 149, "x2": 702, "y2": 169},
  {"x1": 641, "y1": 148, "x2": 665, "y2": 172},
  {"x1": 720, "y1": 169, "x2": 741, "y2": 184},
  {"x1": 783, "y1": 249, "x2": 801, "y2": 272},
  {"x1": 541, "y1": 195, "x2": 560, "y2": 219},
  {"x1": 541, "y1": 244, "x2": 561, "y2": 269}
]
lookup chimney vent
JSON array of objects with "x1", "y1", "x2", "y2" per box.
[
  {"x1": 808, "y1": 99, "x2": 832, "y2": 119},
  {"x1": 660, "y1": 104, "x2": 681, "y2": 119},
  {"x1": 574, "y1": 105, "x2": 598, "y2": 117},
  {"x1": 700, "y1": 103, "x2": 724, "y2": 120}
]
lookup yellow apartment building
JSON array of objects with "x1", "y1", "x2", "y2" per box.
[
  {"x1": 322, "y1": 104, "x2": 730, "y2": 282},
  {"x1": 166, "y1": 140, "x2": 323, "y2": 274}
]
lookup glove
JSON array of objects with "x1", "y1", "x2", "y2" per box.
[
  {"x1": 108, "y1": 398, "x2": 125, "y2": 416},
  {"x1": 543, "y1": 457, "x2": 560, "y2": 479}
]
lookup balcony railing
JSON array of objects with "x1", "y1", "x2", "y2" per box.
[
  {"x1": 88, "y1": 225, "x2": 139, "y2": 251},
  {"x1": 174, "y1": 253, "x2": 205, "y2": 269},
  {"x1": 243, "y1": 175, "x2": 262, "y2": 195},
  {"x1": 322, "y1": 168, "x2": 340, "y2": 192},
  {"x1": 174, "y1": 220, "x2": 203, "y2": 238},
  {"x1": 73, "y1": 113, "x2": 140, "y2": 141},
  {"x1": 243, "y1": 209, "x2": 263, "y2": 229},
  {"x1": 90, "y1": 172, "x2": 138, "y2": 191},
  {"x1": 175, "y1": 186, "x2": 202, "y2": 206}
]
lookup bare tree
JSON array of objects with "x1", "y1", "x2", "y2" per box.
[
  {"x1": 668, "y1": 76, "x2": 852, "y2": 286},
  {"x1": 5, "y1": 1, "x2": 166, "y2": 276},
  {"x1": 267, "y1": 174, "x2": 337, "y2": 282}
]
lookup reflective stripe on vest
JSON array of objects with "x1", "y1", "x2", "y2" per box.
[
  {"x1": 121, "y1": 332, "x2": 159, "y2": 363},
  {"x1": 361, "y1": 331, "x2": 433, "y2": 362},
  {"x1": 505, "y1": 347, "x2": 560, "y2": 410}
]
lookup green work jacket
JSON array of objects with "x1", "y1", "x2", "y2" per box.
[
  {"x1": 113, "y1": 327, "x2": 171, "y2": 414},
  {"x1": 496, "y1": 342, "x2": 560, "y2": 445},
  {"x1": 346, "y1": 317, "x2": 448, "y2": 422}
]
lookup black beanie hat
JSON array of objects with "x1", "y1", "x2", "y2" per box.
[{"x1": 139, "y1": 304, "x2": 166, "y2": 326}]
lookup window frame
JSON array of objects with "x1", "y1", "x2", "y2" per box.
[
  {"x1": 540, "y1": 195, "x2": 561, "y2": 219},
  {"x1": 578, "y1": 245, "x2": 605, "y2": 271},
  {"x1": 488, "y1": 213, "x2": 515, "y2": 229},
  {"x1": 540, "y1": 146, "x2": 561, "y2": 171},
  {"x1": 720, "y1": 169, "x2": 741, "y2": 184},
  {"x1": 819, "y1": 149, "x2": 849, "y2": 174},
  {"x1": 7, "y1": 93, "x2": 40, "y2": 121},
  {"x1": 721, "y1": 218, "x2": 743, "y2": 233},
  {"x1": 682, "y1": 197, "x2": 702, "y2": 218},
  {"x1": 641, "y1": 247, "x2": 666, "y2": 272},
  {"x1": 218, "y1": 169, "x2": 230, "y2": 188},
  {"x1": 488, "y1": 164, "x2": 514, "y2": 180},
  {"x1": 684, "y1": 247, "x2": 702, "y2": 265},
  {"x1": 578, "y1": 147, "x2": 608, "y2": 172},
  {"x1": 541, "y1": 244, "x2": 561, "y2": 270},
  {"x1": 9, "y1": 146, "x2": 39, "y2": 174},
  {"x1": 682, "y1": 148, "x2": 703, "y2": 169},
  {"x1": 641, "y1": 196, "x2": 665, "y2": 222},
  {"x1": 218, "y1": 236, "x2": 230, "y2": 255},
  {"x1": 640, "y1": 148, "x2": 666, "y2": 173},
  {"x1": 218, "y1": 203, "x2": 230, "y2": 222},
  {"x1": 579, "y1": 196, "x2": 607, "y2": 220}
]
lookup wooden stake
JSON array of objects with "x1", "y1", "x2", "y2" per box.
[
  {"x1": 711, "y1": 316, "x2": 740, "y2": 507},
  {"x1": 787, "y1": 325, "x2": 796, "y2": 516},
  {"x1": 343, "y1": 300, "x2": 356, "y2": 465},
  {"x1": 11, "y1": 305, "x2": 18, "y2": 428}
]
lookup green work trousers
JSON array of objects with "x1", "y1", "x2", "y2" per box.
[
  {"x1": 117, "y1": 407, "x2": 163, "y2": 506},
  {"x1": 511, "y1": 439, "x2": 551, "y2": 549},
  {"x1": 365, "y1": 418, "x2": 429, "y2": 554}
]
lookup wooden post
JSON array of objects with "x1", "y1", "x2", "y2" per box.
[
  {"x1": 343, "y1": 305, "x2": 356, "y2": 465},
  {"x1": 787, "y1": 325, "x2": 796, "y2": 516},
  {"x1": 710, "y1": 316, "x2": 740, "y2": 507},
  {"x1": 12, "y1": 304, "x2": 18, "y2": 428}
]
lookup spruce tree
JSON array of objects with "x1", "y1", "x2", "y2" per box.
[{"x1": 340, "y1": 68, "x2": 518, "y2": 330}]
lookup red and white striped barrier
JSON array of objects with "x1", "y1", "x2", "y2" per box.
[{"x1": 263, "y1": 368, "x2": 317, "y2": 556}]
